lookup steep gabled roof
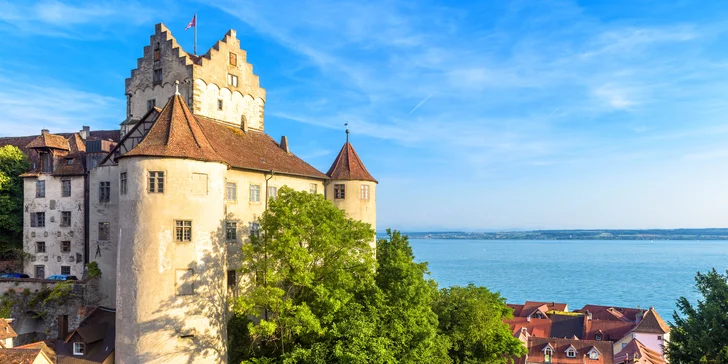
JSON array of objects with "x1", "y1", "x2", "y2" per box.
[
  {"x1": 633, "y1": 308, "x2": 670, "y2": 334},
  {"x1": 0, "y1": 348, "x2": 49, "y2": 364},
  {"x1": 326, "y1": 142, "x2": 377, "y2": 182},
  {"x1": 614, "y1": 338, "x2": 665, "y2": 364},
  {"x1": 0, "y1": 319, "x2": 17, "y2": 340},
  {"x1": 119, "y1": 94, "x2": 227, "y2": 164},
  {"x1": 15, "y1": 342, "x2": 55, "y2": 363}
]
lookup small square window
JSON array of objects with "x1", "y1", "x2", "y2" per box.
[
  {"x1": 61, "y1": 211, "x2": 71, "y2": 227},
  {"x1": 98, "y1": 222, "x2": 110, "y2": 241},
  {"x1": 30, "y1": 212, "x2": 45, "y2": 227},
  {"x1": 120, "y1": 172, "x2": 127, "y2": 195},
  {"x1": 36, "y1": 181, "x2": 45, "y2": 198},
  {"x1": 217, "y1": 99, "x2": 223, "y2": 111},
  {"x1": 250, "y1": 222, "x2": 260, "y2": 238},
  {"x1": 657, "y1": 335, "x2": 662, "y2": 341},
  {"x1": 229, "y1": 52, "x2": 237, "y2": 66},
  {"x1": 61, "y1": 241, "x2": 71, "y2": 253},
  {"x1": 268, "y1": 186, "x2": 278, "y2": 200},
  {"x1": 73, "y1": 342, "x2": 86, "y2": 356},
  {"x1": 149, "y1": 171, "x2": 165, "y2": 193},
  {"x1": 99, "y1": 182, "x2": 110, "y2": 203},
  {"x1": 35, "y1": 241, "x2": 46, "y2": 253},
  {"x1": 62, "y1": 179, "x2": 72, "y2": 197},
  {"x1": 226, "y1": 221, "x2": 237, "y2": 242},
  {"x1": 227, "y1": 73, "x2": 239, "y2": 87},
  {"x1": 175, "y1": 220, "x2": 192, "y2": 242},
  {"x1": 334, "y1": 184, "x2": 345, "y2": 199},
  {"x1": 147, "y1": 98, "x2": 156, "y2": 111},
  {"x1": 61, "y1": 266, "x2": 70, "y2": 275},
  {"x1": 360, "y1": 185, "x2": 370, "y2": 200},
  {"x1": 309, "y1": 183, "x2": 317, "y2": 194},
  {"x1": 226, "y1": 182, "x2": 237, "y2": 202},
  {"x1": 249, "y1": 185, "x2": 261, "y2": 203},
  {"x1": 175, "y1": 269, "x2": 194, "y2": 295},
  {"x1": 595, "y1": 334, "x2": 602, "y2": 341}
]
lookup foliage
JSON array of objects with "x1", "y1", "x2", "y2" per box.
[
  {"x1": 666, "y1": 268, "x2": 728, "y2": 363},
  {"x1": 231, "y1": 187, "x2": 524, "y2": 363},
  {"x1": 433, "y1": 284, "x2": 526, "y2": 364},
  {"x1": 43, "y1": 281, "x2": 73, "y2": 306},
  {"x1": 0, "y1": 145, "x2": 29, "y2": 248},
  {"x1": 86, "y1": 261, "x2": 102, "y2": 278}
]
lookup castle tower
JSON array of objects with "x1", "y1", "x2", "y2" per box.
[
  {"x1": 115, "y1": 93, "x2": 229, "y2": 363},
  {"x1": 123, "y1": 23, "x2": 266, "y2": 137},
  {"x1": 325, "y1": 131, "x2": 378, "y2": 247}
]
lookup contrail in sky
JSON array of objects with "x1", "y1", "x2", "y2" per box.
[{"x1": 407, "y1": 92, "x2": 434, "y2": 116}]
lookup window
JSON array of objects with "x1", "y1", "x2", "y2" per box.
[
  {"x1": 73, "y1": 342, "x2": 86, "y2": 356},
  {"x1": 622, "y1": 343, "x2": 627, "y2": 349},
  {"x1": 36, "y1": 180, "x2": 45, "y2": 198},
  {"x1": 61, "y1": 241, "x2": 71, "y2": 253},
  {"x1": 589, "y1": 350, "x2": 599, "y2": 360},
  {"x1": 595, "y1": 334, "x2": 602, "y2": 341},
  {"x1": 34, "y1": 265, "x2": 44, "y2": 279},
  {"x1": 175, "y1": 220, "x2": 192, "y2": 242},
  {"x1": 229, "y1": 52, "x2": 237, "y2": 66},
  {"x1": 153, "y1": 69, "x2": 162, "y2": 83},
  {"x1": 99, "y1": 182, "x2": 110, "y2": 202},
  {"x1": 61, "y1": 211, "x2": 71, "y2": 227},
  {"x1": 61, "y1": 266, "x2": 71, "y2": 275},
  {"x1": 217, "y1": 99, "x2": 223, "y2": 110},
  {"x1": 268, "y1": 186, "x2": 278, "y2": 200},
  {"x1": 120, "y1": 172, "x2": 127, "y2": 195},
  {"x1": 30, "y1": 212, "x2": 45, "y2": 227},
  {"x1": 544, "y1": 348, "x2": 553, "y2": 363},
  {"x1": 566, "y1": 348, "x2": 577, "y2": 358},
  {"x1": 149, "y1": 171, "x2": 165, "y2": 193},
  {"x1": 250, "y1": 222, "x2": 260, "y2": 238},
  {"x1": 657, "y1": 335, "x2": 662, "y2": 341},
  {"x1": 226, "y1": 221, "x2": 237, "y2": 242},
  {"x1": 154, "y1": 43, "x2": 161, "y2": 61},
  {"x1": 226, "y1": 182, "x2": 237, "y2": 202},
  {"x1": 249, "y1": 184, "x2": 260, "y2": 203},
  {"x1": 360, "y1": 185, "x2": 370, "y2": 200},
  {"x1": 41, "y1": 152, "x2": 52, "y2": 173},
  {"x1": 309, "y1": 183, "x2": 317, "y2": 194},
  {"x1": 35, "y1": 241, "x2": 46, "y2": 253},
  {"x1": 98, "y1": 222, "x2": 110, "y2": 241},
  {"x1": 227, "y1": 73, "x2": 238, "y2": 87},
  {"x1": 227, "y1": 270, "x2": 236, "y2": 288},
  {"x1": 175, "y1": 269, "x2": 194, "y2": 295},
  {"x1": 147, "y1": 99, "x2": 156, "y2": 111},
  {"x1": 334, "y1": 184, "x2": 345, "y2": 199},
  {"x1": 62, "y1": 179, "x2": 71, "y2": 197},
  {"x1": 66, "y1": 158, "x2": 73, "y2": 165}
]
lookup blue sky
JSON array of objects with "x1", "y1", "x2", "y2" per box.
[{"x1": 1, "y1": 0, "x2": 728, "y2": 231}]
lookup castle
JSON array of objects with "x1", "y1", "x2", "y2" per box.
[{"x1": 1, "y1": 23, "x2": 377, "y2": 363}]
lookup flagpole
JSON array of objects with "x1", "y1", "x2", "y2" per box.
[{"x1": 194, "y1": 13, "x2": 197, "y2": 56}]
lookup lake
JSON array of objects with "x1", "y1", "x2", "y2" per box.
[{"x1": 408, "y1": 239, "x2": 728, "y2": 322}]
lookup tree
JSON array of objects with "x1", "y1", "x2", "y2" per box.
[
  {"x1": 433, "y1": 285, "x2": 527, "y2": 364},
  {"x1": 666, "y1": 268, "x2": 728, "y2": 364},
  {"x1": 0, "y1": 145, "x2": 28, "y2": 248}
]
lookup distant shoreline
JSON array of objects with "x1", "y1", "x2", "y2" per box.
[{"x1": 379, "y1": 229, "x2": 728, "y2": 241}]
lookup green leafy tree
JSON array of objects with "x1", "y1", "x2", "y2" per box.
[
  {"x1": 0, "y1": 145, "x2": 28, "y2": 248},
  {"x1": 433, "y1": 284, "x2": 526, "y2": 364},
  {"x1": 666, "y1": 268, "x2": 728, "y2": 363}
]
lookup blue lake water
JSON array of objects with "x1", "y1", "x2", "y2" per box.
[{"x1": 409, "y1": 239, "x2": 728, "y2": 322}]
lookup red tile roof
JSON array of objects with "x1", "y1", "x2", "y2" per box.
[
  {"x1": 15, "y1": 342, "x2": 55, "y2": 363},
  {"x1": 0, "y1": 319, "x2": 17, "y2": 340},
  {"x1": 326, "y1": 142, "x2": 377, "y2": 182},
  {"x1": 522, "y1": 337, "x2": 613, "y2": 364},
  {"x1": 614, "y1": 338, "x2": 666, "y2": 364},
  {"x1": 508, "y1": 317, "x2": 552, "y2": 338},
  {"x1": 119, "y1": 94, "x2": 227, "y2": 164},
  {"x1": 633, "y1": 308, "x2": 670, "y2": 334},
  {"x1": 26, "y1": 133, "x2": 69, "y2": 150},
  {"x1": 578, "y1": 305, "x2": 643, "y2": 322},
  {"x1": 584, "y1": 318, "x2": 635, "y2": 342},
  {"x1": 0, "y1": 348, "x2": 47, "y2": 364}
]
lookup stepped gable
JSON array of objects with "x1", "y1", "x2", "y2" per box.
[
  {"x1": 614, "y1": 338, "x2": 665, "y2": 364},
  {"x1": 633, "y1": 308, "x2": 670, "y2": 334},
  {"x1": 195, "y1": 115, "x2": 327, "y2": 179},
  {"x1": 326, "y1": 142, "x2": 377, "y2": 182},
  {"x1": 120, "y1": 94, "x2": 226, "y2": 164},
  {"x1": 126, "y1": 23, "x2": 196, "y2": 91}
]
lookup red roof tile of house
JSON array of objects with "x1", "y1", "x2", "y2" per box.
[
  {"x1": 584, "y1": 318, "x2": 635, "y2": 342},
  {"x1": 0, "y1": 348, "x2": 48, "y2": 364},
  {"x1": 326, "y1": 142, "x2": 377, "y2": 182},
  {"x1": 15, "y1": 342, "x2": 55, "y2": 363},
  {"x1": 578, "y1": 305, "x2": 643, "y2": 322},
  {"x1": 522, "y1": 337, "x2": 613, "y2": 364},
  {"x1": 120, "y1": 94, "x2": 227, "y2": 164},
  {"x1": 633, "y1": 308, "x2": 670, "y2": 334},
  {"x1": 26, "y1": 132, "x2": 69, "y2": 150},
  {"x1": 614, "y1": 338, "x2": 666, "y2": 364},
  {"x1": 0, "y1": 319, "x2": 17, "y2": 340},
  {"x1": 507, "y1": 317, "x2": 552, "y2": 338}
]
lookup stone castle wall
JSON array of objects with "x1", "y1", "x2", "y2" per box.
[{"x1": 89, "y1": 165, "x2": 120, "y2": 308}]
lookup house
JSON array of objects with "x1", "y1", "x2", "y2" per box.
[
  {"x1": 614, "y1": 338, "x2": 666, "y2": 364},
  {"x1": 0, "y1": 318, "x2": 18, "y2": 348},
  {"x1": 610, "y1": 308, "x2": 670, "y2": 358},
  {"x1": 0, "y1": 347, "x2": 53, "y2": 364},
  {"x1": 14, "y1": 342, "x2": 56, "y2": 363},
  {"x1": 517, "y1": 337, "x2": 613, "y2": 363},
  {"x1": 56, "y1": 306, "x2": 115, "y2": 364}
]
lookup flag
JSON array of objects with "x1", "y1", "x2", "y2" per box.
[{"x1": 185, "y1": 14, "x2": 196, "y2": 30}]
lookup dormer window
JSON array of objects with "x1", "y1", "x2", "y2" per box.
[
  {"x1": 589, "y1": 350, "x2": 599, "y2": 359},
  {"x1": 543, "y1": 347, "x2": 553, "y2": 363},
  {"x1": 566, "y1": 347, "x2": 577, "y2": 358},
  {"x1": 73, "y1": 342, "x2": 86, "y2": 355},
  {"x1": 41, "y1": 152, "x2": 52, "y2": 173},
  {"x1": 595, "y1": 334, "x2": 602, "y2": 341}
]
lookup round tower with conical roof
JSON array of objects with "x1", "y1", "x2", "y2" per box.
[{"x1": 325, "y1": 130, "x2": 378, "y2": 247}]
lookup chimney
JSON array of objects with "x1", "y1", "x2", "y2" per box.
[
  {"x1": 41, "y1": 129, "x2": 49, "y2": 135},
  {"x1": 80, "y1": 126, "x2": 90, "y2": 140},
  {"x1": 280, "y1": 136, "x2": 290, "y2": 153},
  {"x1": 526, "y1": 315, "x2": 531, "y2": 322},
  {"x1": 586, "y1": 310, "x2": 592, "y2": 321},
  {"x1": 57, "y1": 315, "x2": 68, "y2": 340}
]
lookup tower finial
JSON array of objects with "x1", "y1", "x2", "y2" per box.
[
  {"x1": 345, "y1": 122, "x2": 349, "y2": 143},
  {"x1": 175, "y1": 80, "x2": 180, "y2": 95}
]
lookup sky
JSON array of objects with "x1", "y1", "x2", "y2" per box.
[{"x1": 1, "y1": 0, "x2": 728, "y2": 231}]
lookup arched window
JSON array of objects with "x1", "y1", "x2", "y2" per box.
[
  {"x1": 589, "y1": 350, "x2": 599, "y2": 359},
  {"x1": 566, "y1": 348, "x2": 577, "y2": 358}
]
